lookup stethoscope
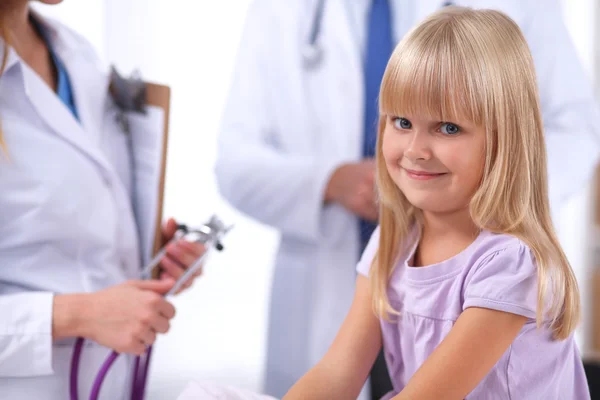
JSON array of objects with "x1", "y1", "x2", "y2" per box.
[
  {"x1": 302, "y1": 0, "x2": 455, "y2": 68},
  {"x1": 69, "y1": 215, "x2": 232, "y2": 400}
]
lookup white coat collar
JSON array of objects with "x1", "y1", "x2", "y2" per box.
[
  {"x1": 323, "y1": 0, "x2": 364, "y2": 159},
  {"x1": 0, "y1": 11, "x2": 114, "y2": 175}
]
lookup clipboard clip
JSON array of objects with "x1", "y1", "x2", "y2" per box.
[{"x1": 109, "y1": 66, "x2": 148, "y2": 134}]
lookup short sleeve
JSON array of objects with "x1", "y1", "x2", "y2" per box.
[
  {"x1": 463, "y1": 244, "x2": 538, "y2": 319},
  {"x1": 356, "y1": 226, "x2": 380, "y2": 277}
]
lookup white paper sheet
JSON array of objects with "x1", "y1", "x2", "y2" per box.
[{"x1": 127, "y1": 105, "x2": 166, "y2": 266}]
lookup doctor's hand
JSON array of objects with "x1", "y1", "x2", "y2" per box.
[
  {"x1": 78, "y1": 279, "x2": 177, "y2": 355},
  {"x1": 324, "y1": 160, "x2": 378, "y2": 222},
  {"x1": 159, "y1": 218, "x2": 206, "y2": 294}
]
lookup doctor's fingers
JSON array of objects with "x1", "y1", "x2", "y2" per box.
[
  {"x1": 164, "y1": 241, "x2": 205, "y2": 269},
  {"x1": 159, "y1": 260, "x2": 203, "y2": 294},
  {"x1": 123, "y1": 340, "x2": 146, "y2": 356},
  {"x1": 153, "y1": 297, "x2": 176, "y2": 320},
  {"x1": 358, "y1": 194, "x2": 379, "y2": 222},
  {"x1": 177, "y1": 239, "x2": 206, "y2": 258},
  {"x1": 136, "y1": 310, "x2": 171, "y2": 337},
  {"x1": 361, "y1": 205, "x2": 379, "y2": 222},
  {"x1": 176, "y1": 274, "x2": 199, "y2": 294},
  {"x1": 357, "y1": 159, "x2": 376, "y2": 178},
  {"x1": 161, "y1": 270, "x2": 202, "y2": 295},
  {"x1": 160, "y1": 255, "x2": 186, "y2": 280},
  {"x1": 143, "y1": 313, "x2": 171, "y2": 335},
  {"x1": 358, "y1": 184, "x2": 378, "y2": 207},
  {"x1": 140, "y1": 289, "x2": 176, "y2": 320},
  {"x1": 136, "y1": 327, "x2": 157, "y2": 347}
]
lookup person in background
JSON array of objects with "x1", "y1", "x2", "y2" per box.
[
  {"x1": 215, "y1": 0, "x2": 600, "y2": 398},
  {"x1": 0, "y1": 1, "x2": 204, "y2": 398}
]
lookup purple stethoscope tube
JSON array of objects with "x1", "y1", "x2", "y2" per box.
[
  {"x1": 70, "y1": 340, "x2": 154, "y2": 400},
  {"x1": 69, "y1": 216, "x2": 231, "y2": 400}
]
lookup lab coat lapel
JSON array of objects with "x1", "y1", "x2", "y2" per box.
[
  {"x1": 21, "y1": 62, "x2": 113, "y2": 175},
  {"x1": 20, "y1": 19, "x2": 113, "y2": 175},
  {"x1": 62, "y1": 51, "x2": 110, "y2": 148},
  {"x1": 326, "y1": 0, "x2": 363, "y2": 160}
]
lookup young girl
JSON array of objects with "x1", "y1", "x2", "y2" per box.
[{"x1": 284, "y1": 6, "x2": 590, "y2": 400}]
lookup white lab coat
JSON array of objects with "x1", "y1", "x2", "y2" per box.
[
  {"x1": 0, "y1": 15, "x2": 157, "y2": 400},
  {"x1": 215, "y1": 0, "x2": 600, "y2": 398}
]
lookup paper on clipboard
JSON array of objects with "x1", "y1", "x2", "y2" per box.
[{"x1": 127, "y1": 83, "x2": 171, "y2": 277}]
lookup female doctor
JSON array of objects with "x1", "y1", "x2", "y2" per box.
[
  {"x1": 0, "y1": 1, "x2": 204, "y2": 399},
  {"x1": 216, "y1": 0, "x2": 600, "y2": 399}
]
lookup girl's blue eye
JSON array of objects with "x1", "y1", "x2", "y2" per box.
[
  {"x1": 394, "y1": 117, "x2": 412, "y2": 129},
  {"x1": 440, "y1": 122, "x2": 460, "y2": 135}
]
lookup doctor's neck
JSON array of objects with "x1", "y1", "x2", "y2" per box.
[{"x1": 0, "y1": 1, "x2": 45, "y2": 60}]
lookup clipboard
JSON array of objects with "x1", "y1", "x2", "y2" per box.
[
  {"x1": 145, "y1": 82, "x2": 171, "y2": 277},
  {"x1": 127, "y1": 82, "x2": 171, "y2": 280}
]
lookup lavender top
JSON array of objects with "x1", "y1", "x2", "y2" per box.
[{"x1": 357, "y1": 227, "x2": 590, "y2": 399}]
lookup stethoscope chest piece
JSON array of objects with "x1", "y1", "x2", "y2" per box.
[{"x1": 302, "y1": 41, "x2": 324, "y2": 69}]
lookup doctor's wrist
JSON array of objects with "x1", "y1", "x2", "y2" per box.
[{"x1": 52, "y1": 293, "x2": 88, "y2": 341}]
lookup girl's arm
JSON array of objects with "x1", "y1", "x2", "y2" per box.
[
  {"x1": 393, "y1": 307, "x2": 527, "y2": 400},
  {"x1": 284, "y1": 275, "x2": 382, "y2": 400}
]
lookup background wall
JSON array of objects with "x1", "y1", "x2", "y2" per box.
[
  {"x1": 556, "y1": 0, "x2": 598, "y2": 359},
  {"x1": 32, "y1": 1, "x2": 600, "y2": 398}
]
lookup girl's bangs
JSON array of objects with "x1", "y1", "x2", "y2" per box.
[{"x1": 379, "y1": 32, "x2": 486, "y2": 127}]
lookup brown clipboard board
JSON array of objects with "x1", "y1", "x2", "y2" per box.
[{"x1": 145, "y1": 82, "x2": 171, "y2": 278}]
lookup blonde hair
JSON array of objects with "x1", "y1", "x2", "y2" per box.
[
  {"x1": 371, "y1": 7, "x2": 579, "y2": 340},
  {"x1": 0, "y1": 11, "x2": 10, "y2": 153},
  {"x1": 0, "y1": 0, "x2": 22, "y2": 153}
]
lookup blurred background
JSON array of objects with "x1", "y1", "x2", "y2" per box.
[{"x1": 31, "y1": 0, "x2": 600, "y2": 398}]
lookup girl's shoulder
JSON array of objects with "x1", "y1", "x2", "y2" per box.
[
  {"x1": 462, "y1": 230, "x2": 539, "y2": 319},
  {"x1": 469, "y1": 230, "x2": 537, "y2": 278},
  {"x1": 476, "y1": 229, "x2": 528, "y2": 253},
  {"x1": 356, "y1": 225, "x2": 420, "y2": 277}
]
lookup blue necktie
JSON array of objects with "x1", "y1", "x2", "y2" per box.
[{"x1": 360, "y1": 0, "x2": 393, "y2": 249}]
